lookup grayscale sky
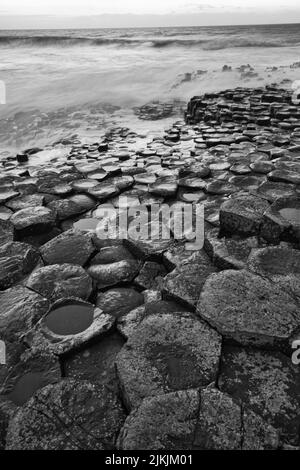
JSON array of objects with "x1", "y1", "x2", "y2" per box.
[{"x1": 0, "y1": 0, "x2": 300, "y2": 28}]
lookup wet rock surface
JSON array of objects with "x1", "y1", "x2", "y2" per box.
[
  {"x1": 0, "y1": 286, "x2": 49, "y2": 342},
  {"x1": 0, "y1": 242, "x2": 40, "y2": 290},
  {"x1": 0, "y1": 83, "x2": 300, "y2": 449},
  {"x1": 219, "y1": 346, "x2": 300, "y2": 445},
  {"x1": 5, "y1": 380, "x2": 125, "y2": 450},
  {"x1": 197, "y1": 269, "x2": 300, "y2": 349},
  {"x1": 118, "y1": 386, "x2": 279, "y2": 450},
  {"x1": 116, "y1": 312, "x2": 222, "y2": 410},
  {"x1": 26, "y1": 263, "x2": 93, "y2": 302},
  {"x1": 163, "y1": 250, "x2": 217, "y2": 308}
]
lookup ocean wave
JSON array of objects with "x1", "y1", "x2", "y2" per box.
[{"x1": 0, "y1": 35, "x2": 298, "y2": 49}]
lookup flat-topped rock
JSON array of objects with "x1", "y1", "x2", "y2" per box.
[
  {"x1": 0, "y1": 345, "x2": 61, "y2": 407},
  {"x1": 64, "y1": 331, "x2": 125, "y2": 393},
  {"x1": 96, "y1": 287, "x2": 144, "y2": 319},
  {"x1": 0, "y1": 242, "x2": 40, "y2": 290},
  {"x1": 0, "y1": 190, "x2": 19, "y2": 205},
  {"x1": 255, "y1": 180, "x2": 297, "y2": 202},
  {"x1": 247, "y1": 245, "x2": 300, "y2": 299},
  {"x1": 118, "y1": 389, "x2": 200, "y2": 450},
  {"x1": 125, "y1": 221, "x2": 175, "y2": 261},
  {"x1": 117, "y1": 386, "x2": 279, "y2": 450},
  {"x1": 163, "y1": 251, "x2": 216, "y2": 308},
  {"x1": 6, "y1": 194, "x2": 45, "y2": 211},
  {"x1": 41, "y1": 230, "x2": 95, "y2": 266},
  {"x1": 28, "y1": 298, "x2": 115, "y2": 356},
  {"x1": 220, "y1": 194, "x2": 269, "y2": 235},
  {"x1": 11, "y1": 206, "x2": 56, "y2": 236},
  {"x1": 26, "y1": 263, "x2": 93, "y2": 302},
  {"x1": 48, "y1": 194, "x2": 96, "y2": 221},
  {"x1": 261, "y1": 196, "x2": 300, "y2": 244},
  {"x1": 116, "y1": 312, "x2": 221, "y2": 410},
  {"x1": 268, "y1": 169, "x2": 300, "y2": 185},
  {"x1": 134, "y1": 261, "x2": 167, "y2": 290},
  {"x1": 0, "y1": 286, "x2": 49, "y2": 342},
  {"x1": 88, "y1": 181, "x2": 119, "y2": 200},
  {"x1": 87, "y1": 259, "x2": 141, "y2": 289},
  {"x1": 204, "y1": 229, "x2": 259, "y2": 270},
  {"x1": 5, "y1": 380, "x2": 125, "y2": 450},
  {"x1": 149, "y1": 177, "x2": 178, "y2": 197},
  {"x1": 197, "y1": 269, "x2": 300, "y2": 349},
  {"x1": 219, "y1": 346, "x2": 300, "y2": 445}
]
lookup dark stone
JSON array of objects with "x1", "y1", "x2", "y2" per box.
[
  {"x1": 0, "y1": 286, "x2": 49, "y2": 342},
  {"x1": 163, "y1": 251, "x2": 216, "y2": 308},
  {"x1": 5, "y1": 380, "x2": 125, "y2": 450},
  {"x1": 116, "y1": 312, "x2": 221, "y2": 410},
  {"x1": 64, "y1": 331, "x2": 125, "y2": 393},
  {"x1": 41, "y1": 230, "x2": 95, "y2": 266},
  {"x1": 134, "y1": 261, "x2": 167, "y2": 290},
  {"x1": 48, "y1": 194, "x2": 96, "y2": 221},
  {"x1": 11, "y1": 206, "x2": 56, "y2": 236},
  {"x1": 247, "y1": 246, "x2": 300, "y2": 299},
  {"x1": 220, "y1": 194, "x2": 269, "y2": 235},
  {"x1": 197, "y1": 269, "x2": 300, "y2": 350},
  {"x1": 219, "y1": 346, "x2": 300, "y2": 445},
  {"x1": 96, "y1": 288, "x2": 144, "y2": 319},
  {"x1": 26, "y1": 263, "x2": 93, "y2": 302},
  {"x1": 0, "y1": 242, "x2": 40, "y2": 290}
]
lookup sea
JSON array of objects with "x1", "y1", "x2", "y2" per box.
[{"x1": 0, "y1": 23, "x2": 300, "y2": 151}]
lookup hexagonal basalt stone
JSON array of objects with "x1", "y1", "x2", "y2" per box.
[
  {"x1": 96, "y1": 287, "x2": 144, "y2": 319},
  {"x1": 48, "y1": 194, "x2": 96, "y2": 221},
  {"x1": 0, "y1": 206, "x2": 13, "y2": 222},
  {"x1": 0, "y1": 286, "x2": 49, "y2": 342},
  {"x1": 0, "y1": 190, "x2": 19, "y2": 205},
  {"x1": 26, "y1": 264, "x2": 93, "y2": 302},
  {"x1": 125, "y1": 221, "x2": 175, "y2": 261},
  {"x1": 117, "y1": 389, "x2": 200, "y2": 450},
  {"x1": 41, "y1": 230, "x2": 95, "y2": 266},
  {"x1": 11, "y1": 206, "x2": 56, "y2": 236},
  {"x1": 87, "y1": 259, "x2": 141, "y2": 290},
  {"x1": 134, "y1": 261, "x2": 167, "y2": 290},
  {"x1": 261, "y1": 196, "x2": 300, "y2": 244},
  {"x1": 197, "y1": 270, "x2": 300, "y2": 350},
  {"x1": 0, "y1": 340, "x2": 61, "y2": 449},
  {"x1": 255, "y1": 181, "x2": 297, "y2": 203},
  {"x1": 149, "y1": 177, "x2": 178, "y2": 197},
  {"x1": 28, "y1": 298, "x2": 115, "y2": 356},
  {"x1": 247, "y1": 246, "x2": 300, "y2": 299},
  {"x1": 5, "y1": 380, "x2": 125, "y2": 450},
  {"x1": 162, "y1": 251, "x2": 216, "y2": 308},
  {"x1": 206, "y1": 180, "x2": 237, "y2": 196},
  {"x1": 193, "y1": 387, "x2": 279, "y2": 450},
  {"x1": 219, "y1": 346, "x2": 300, "y2": 445},
  {"x1": 116, "y1": 312, "x2": 222, "y2": 410},
  {"x1": 0, "y1": 242, "x2": 40, "y2": 290},
  {"x1": 268, "y1": 169, "x2": 300, "y2": 185},
  {"x1": 204, "y1": 228, "x2": 259, "y2": 270},
  {"x1": 64, "y1": 331, "x2": 125, "y2": 393},
  {"x1": 6, "y1": 194, "x2": 45, "y2": 211},
  {"x1": 117, "y1": 386, "x2": 279, "y2": 450},
  {"x1": 0, "y1": 345, "x2": 61, "y2": 407},
  {"x1": 88, "y1": 181, "x2": 120, "y2": 201},
  {"x1": 220, "y1": 194, "x2": 269, "y2": 235}
]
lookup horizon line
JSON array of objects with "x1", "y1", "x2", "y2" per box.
[{"x1": 0, "y1": 20, "x2": 300, "y2": 31}]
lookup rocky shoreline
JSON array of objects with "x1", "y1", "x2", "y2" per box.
[{"x1": 0, "y1": 84, "x2": 300, "y2": 450}]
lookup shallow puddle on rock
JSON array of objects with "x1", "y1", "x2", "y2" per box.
[
  {"x1": 73, "y1": 218, "x2": 99, "y2": 232},
  {"x1": 279, "y1": 208, "x2": 300, "y2": 225},
  {"x1": 45, "y1": 302, "x2": 94, "y2": 336},
  {"x1": 9, "y1": 372, "x2": 47, "y2": 406}
]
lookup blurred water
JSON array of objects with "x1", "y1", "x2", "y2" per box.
[{"x1": 0, "y1": 24, "x2": 300, "y2": 150}]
